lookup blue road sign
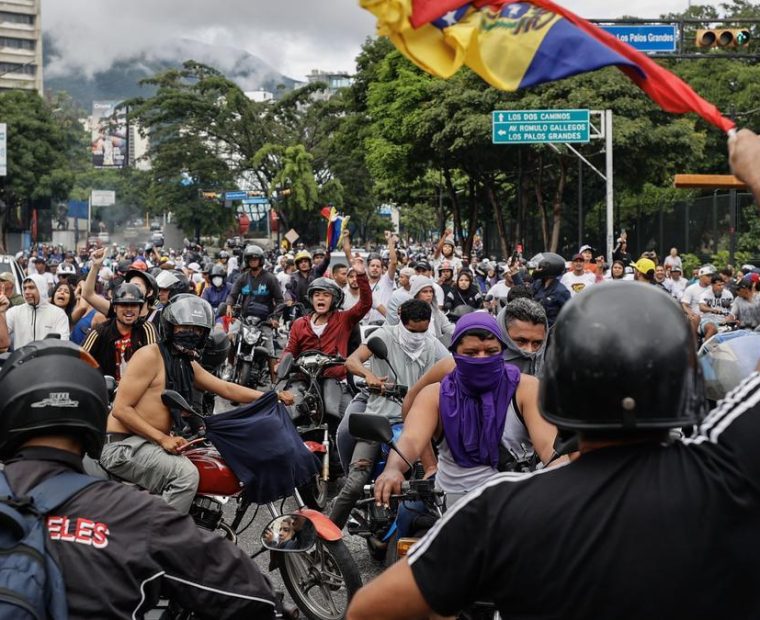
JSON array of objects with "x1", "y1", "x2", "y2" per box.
[
  {"x1": 242, "y1": 197, "x2": 270, "y2": 205},
  {"x1": 224, "y1": 190, "x2": 247, "y2": 201},
  {"x1": 600, "y1": 25, "x2": 677, "y2": 53},
  {"x1": 492, "y1": 109, "x2": 590, "y2": 144}
]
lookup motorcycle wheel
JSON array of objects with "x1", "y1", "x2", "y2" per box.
[
  {"x1": 298, "y1": 474, "x2": 328, "y2": 511},
  {"x1": 237, "y1": 361, "x2": 252, "y2": 388},
  {"x1": 279, "y1": 539, "x2": 362, "y2": 620}
]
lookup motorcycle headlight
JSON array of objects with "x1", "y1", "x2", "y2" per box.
[{"x1": 244, "y1": 328, "x2": 260, "y2": 345}]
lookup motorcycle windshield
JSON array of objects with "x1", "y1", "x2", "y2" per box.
[{"x1": 204, "y1": 392, "x2": 319, "y2": 503}]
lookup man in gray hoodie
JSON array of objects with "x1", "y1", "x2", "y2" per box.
[
  {"x1": 494, "y1": 297, "x2": 548, "y2": 377},
  {"x1": 0, "y1": 273, "x2": 70, "y2": 350}
]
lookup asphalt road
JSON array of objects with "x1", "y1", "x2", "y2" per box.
[{"x1": 147, "y1": 396, "x2": 383, "y2": 619}]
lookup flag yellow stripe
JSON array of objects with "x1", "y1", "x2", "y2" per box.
[{"x1": 360, "y1": 0, "x2": 561, "y2": 92}]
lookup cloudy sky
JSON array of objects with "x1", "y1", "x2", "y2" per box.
[{"x1": 42, "y1": 0, "x2": 724, "y2": 81}]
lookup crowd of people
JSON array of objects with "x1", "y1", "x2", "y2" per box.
[{"x1": 1, "y1": 129, "x2": 760, "y2": 619}]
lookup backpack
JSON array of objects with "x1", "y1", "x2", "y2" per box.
[{"x1": 0, "y1": 470, "x2": 100, "y2": 619}]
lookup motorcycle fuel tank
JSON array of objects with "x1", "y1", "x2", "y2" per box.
[{"x1": 185, "y1": 445, "x2": 242, "y2": 495}]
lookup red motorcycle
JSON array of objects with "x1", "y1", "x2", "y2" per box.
[{"x1": 162, "y1": 390, "x2": 362, "y2": 620}]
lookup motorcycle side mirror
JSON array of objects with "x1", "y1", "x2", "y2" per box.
[
  {"x1": 161, "y1": 389, "x2": 194, "y2": 414},
  {"x1": 349, "y1": 413, "x2": 393, "y2": 443},
  {"x1": 260, "y1": 513, "x2": 317, "y2": 553},
  {"x1": 350, "y1": 414, "x2": 414, "y2": 471},
  {"x1": 366, "y1": 337, "x2": 388, "y2": 361},
  {"x1": 277, "y1": 353, "x2": 293, "y2": 381}
]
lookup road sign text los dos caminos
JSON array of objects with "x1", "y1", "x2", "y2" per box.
[{"x1": 492, "y1": 109, "x2": 590, "y2": 144}]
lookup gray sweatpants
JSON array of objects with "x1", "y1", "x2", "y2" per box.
[{"x1": 99, "y1": 435, "x2": 199, "y2": 514}]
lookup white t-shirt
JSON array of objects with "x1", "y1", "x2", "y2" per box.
[
  {"x1": 276, "y1": 271, "x2": 292, "y2": 293},
  {"x1": 698, "y1": 287, "x2": 733, "y2": 321},
  {"x1": 664, "y1": 255, "x2": 683, "y2": 271},
  {"x1": 663, "y1": 277, "x2": 687, "y2": 301},
  {"x1": 365, "y1": 273, "x2": 395, "y2": 324},
  {"x1": 560, "y1": 271, "x2": 597, "y2": 296},
  {"x1": 486, "y1": 281, "x2": 510, "y2": 301},
  {"x1": 681, "y1": 283, "x2": 709, "y2": 314},
  {"x1": 342, "y1": 285, "x2": 361, "y2": 311}
]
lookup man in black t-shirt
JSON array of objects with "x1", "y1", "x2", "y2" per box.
[{"x1": 348, "y1": 282, "x2": 760, "y2": 620}]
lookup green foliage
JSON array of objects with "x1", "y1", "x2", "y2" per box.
[{"x1": 680, "y1": 253, "x2": 702, "y2": 276}]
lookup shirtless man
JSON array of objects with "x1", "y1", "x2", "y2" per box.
[{"x1": 100, "y1": 294, "x2": 293, "y2": 513}]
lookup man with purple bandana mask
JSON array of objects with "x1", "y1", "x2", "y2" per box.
[{"x1": 373, "y1": 313, "x2": 560, "y2": 508}]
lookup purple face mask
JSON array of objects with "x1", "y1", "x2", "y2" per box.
[{"x1": 439, "y1": 351, "x2": 521, "y2": 470}]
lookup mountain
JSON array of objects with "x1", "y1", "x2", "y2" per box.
[{"x1": 43, "y1": 36, "x2": 301, "y2": 110}]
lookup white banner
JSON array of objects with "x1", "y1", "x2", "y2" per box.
[
  {"x1": 0, "y1": 123, "x2": 6, "y2": 176},
  {"x1": 91, "y1": 190, "x2": 116, "y2": 206}
]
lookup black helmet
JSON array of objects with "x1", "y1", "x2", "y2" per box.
[
  {"x1": 531, "y1": 252, "x2": 566, "y2": 280},
  {"x1": 312, "y1": 247, "x2": 326, "y2": 257},
  {"x1": 112, "y1": 283, "x2": 146, "y2": 306},
  {"x1": 0, "y1": 341, "x2": 108, "y2": 459},
  {"x1": 210, "y1": 264, "x2": 226, "y2": 278},
  {"x1": 307, "y1": 277, "x2": 344, "y2": 310},
  {"x1": 540, "y1": 282, "x2": 702, "y2": 432},
  {"x1": 243, "y1": 245, "x2": 265, "y2": 261},
  {"x1": 125, "y1": 269, "x2": 158, "y2": 303},
  {"x1": 116, "y1": 260, "x2": 132, "y2": 275}
]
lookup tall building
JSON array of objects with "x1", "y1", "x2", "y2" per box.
[{"x1": 0, "y1": 0, "x2": 42, "y2": 95}]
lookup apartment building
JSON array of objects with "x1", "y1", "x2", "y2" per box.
[{"x1": 0, "y1": 0, "x2": 42, "y2": 95}]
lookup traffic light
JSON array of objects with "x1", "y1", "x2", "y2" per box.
[{"x1": 696, "y1": 28, "x2": 750, "y2": 48}]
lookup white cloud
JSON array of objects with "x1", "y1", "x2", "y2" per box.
[{"x1": 41, "y1": 0, "x2": 724, "y2": 80}]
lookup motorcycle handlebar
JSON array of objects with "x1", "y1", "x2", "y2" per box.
[{"x1": 353, "y1": 378, "x2": 408, "y2": 398}]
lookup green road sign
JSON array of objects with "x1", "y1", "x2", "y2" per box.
[{"x1": 492, "y1": 109, "x2": 590, "y2": 144}]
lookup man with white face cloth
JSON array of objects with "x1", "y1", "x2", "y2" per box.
[{"x1": 331, "y1": 299, "x2": 451, "y2": 529}]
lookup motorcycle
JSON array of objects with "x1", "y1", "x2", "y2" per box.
[
  {"x1": 349, "y1": 413, "x2": 500, "y2": 620},
  {"x1": 160, "y1": 389, "x2": 363, "y2": 620},
  {"x1": 230, "y1": 304, "x2": 279, "y2": 391},
  {"x1": 343, "y1": 337, "x2": 413, "y2": 562},
  {"x1": 277, "y1": 350, "x2": 349, "y2": 511}
]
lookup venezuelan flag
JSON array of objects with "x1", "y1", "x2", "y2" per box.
[
  {"x1": 360, "y1": 0, "x2": 734, "y2": 132},
  {"x1": 323, "y1": 207, "x2": 350, "y2": 252}
]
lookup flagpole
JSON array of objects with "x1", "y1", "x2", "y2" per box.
[{"x1": 605, "y1": 110, "x2": 614, "y2": 265}]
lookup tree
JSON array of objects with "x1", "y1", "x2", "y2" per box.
[
  {"x1": 0, "y1": 91, "x2": 77, "y2": 250},
  {"x1": 126, "y1": 61, "x2": 328, "y2": 241}
]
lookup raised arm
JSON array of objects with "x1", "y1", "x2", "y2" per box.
[
  {"x1": 386, "y1": 231, "x2": 398, "y2": 281},
  {"x1": 82, "y1": 247, "x2": 110, "y2": 316}
]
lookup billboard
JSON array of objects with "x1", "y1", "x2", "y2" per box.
[{"x1": 91, "y1": 101, "x2": 127, "y2": 168}]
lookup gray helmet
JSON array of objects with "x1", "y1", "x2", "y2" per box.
[
  {"x1": 243, "y1": 245, "x2": 265, "y2": 261},
  {"x1": 210, "y1": 264, "x2": 226, "y2": 278},
  {"x1": 112, "y1": 283, "x2": 146, "y2": 306},
  {"x1": 307, "y1": 277, "x2": 344, "y2": 311},
  {"x1": 161, "y1": 294, "x2": 214, "y2": 333}
]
